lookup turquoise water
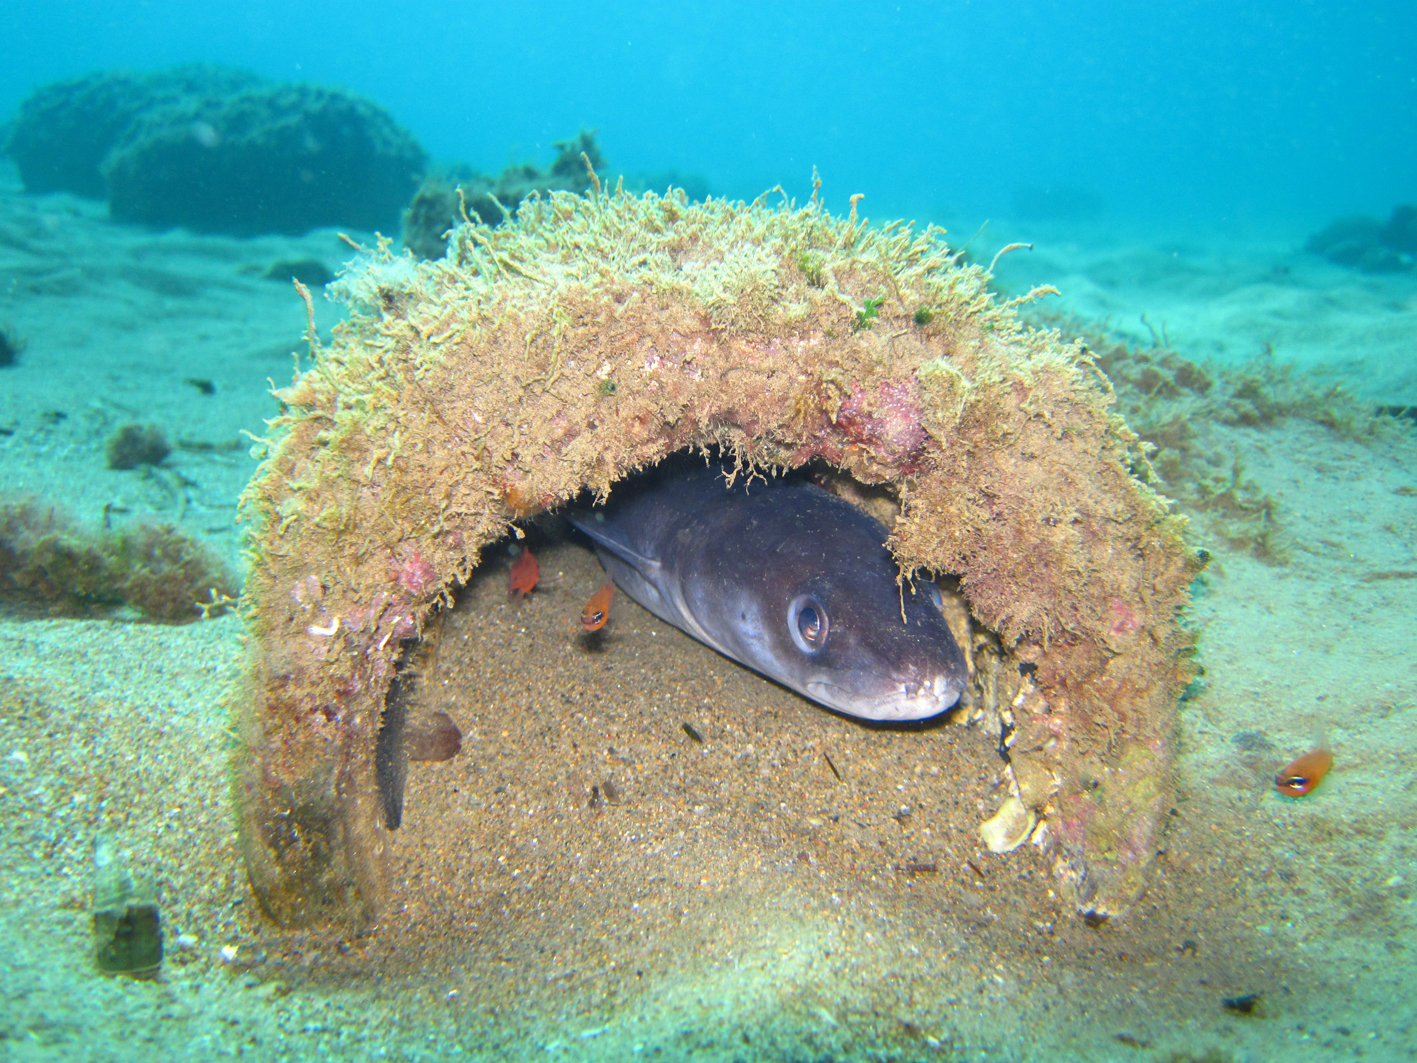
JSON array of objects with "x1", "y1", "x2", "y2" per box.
[
  {"x1": 2, "y1": 0, "x2": 1413, "y2": 227},
  {"x1": 1, "y1": 4, "x2": 1415, "y2": 1061}
]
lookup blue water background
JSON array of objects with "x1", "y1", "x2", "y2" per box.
[{"x1": 3, "y1": 0, "x2": 1413, "y2": 231}]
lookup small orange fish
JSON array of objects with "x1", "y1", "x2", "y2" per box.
[
  {"x1": 1275, "y1": 747, "x2": 1333, "y2": 797},
  {"x1": 581, "y1": 580, "x2": 614, "y2": 631},
  {"x1": 508, "y1": 548, "x2": 539, "y2": 601}
]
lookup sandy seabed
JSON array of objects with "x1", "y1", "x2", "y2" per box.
[{"x1": 1, "y1": 165, "x2": 1415, "y2": 1061}]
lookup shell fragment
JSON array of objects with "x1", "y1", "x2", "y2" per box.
[{"x1": 978, "y1": 796, "x2": 1036, "y2": 854}]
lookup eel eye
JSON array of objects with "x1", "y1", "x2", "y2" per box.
[
  {"x1": 788, "y1": 595, "x2": 829, "y2": 654},
  {"x1": 926, "y1": 582, "x2": 944, "y2": 611}
]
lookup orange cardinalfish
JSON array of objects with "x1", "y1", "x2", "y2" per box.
[
  {"x1": 1275, "y1": 746, "x2": 1333, "y2": 797},
  {"x1": 581, "y1": 580, "x2": 614, "y2": 631},
  {"x1": 508, "y1": 547, "x2": 539, "y2": 602}
]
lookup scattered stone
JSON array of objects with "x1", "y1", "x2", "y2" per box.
[
  {"x1": 1221, "y1": 992, "x2": 1261, "y2": 1015},
  {"x1": 263, "y1": 259, "x2": 335, "y2": 287},
  {"x1": 0, "y1": 324, "x2": 24, "y2": 367},
  {"x1": 106, "y1": 423, "x2": 170, "y2": 469}
]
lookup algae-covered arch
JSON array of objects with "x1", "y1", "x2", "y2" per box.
[{"x1": 232, "y1": 176, "x2": 1200, "y2": 930}]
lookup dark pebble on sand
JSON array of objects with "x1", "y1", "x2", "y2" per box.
[{"x1": 1221, "y1": 993, "x2": 1261, "y2": 1015}]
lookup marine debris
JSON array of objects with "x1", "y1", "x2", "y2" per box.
[
  {"x1": 91, "y1": 833, "x2": 163, "y2": 977},
  {"x1": 233, "y1": 174, "x2": 1199, "y2": 929}
]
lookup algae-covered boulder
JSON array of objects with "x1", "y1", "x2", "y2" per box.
[
  {"x1": 5, "y1": 65, "x2": 425, "y2": 237},
  {"x1": 103, "y1": 82, "x2": 426, "y2": 236},
  {"x1": 1306, "y1": 204, "x2": 1417, "y2": 273},
  {"x1": 234, "y1": 177, "x2": 1200, "y2": 929},
  {"x1": 4, "y1": 64, "x2": 263, "y2": 199}
]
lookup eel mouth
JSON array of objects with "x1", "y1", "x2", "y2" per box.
[{"x1": 806, "y1": 673, "x2": 963, "y2": 722}]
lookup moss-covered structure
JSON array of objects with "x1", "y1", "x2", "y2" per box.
[{"x1": 234, "y1": 175, "x2": 1201, "y2": 929}]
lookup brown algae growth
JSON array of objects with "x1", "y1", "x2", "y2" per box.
[{"x1": 233, "y1": 176, "x2": 1201, "y2": 931}]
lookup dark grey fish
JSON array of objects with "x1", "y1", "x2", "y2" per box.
[
  {"x1": 567, "y1": 462, "x2": 968, "y2": 722},
  {"x1": 377, "y1": 666, "x2": 464, "y2": 831},
  {"x1": 374, "y1": 669, "x2": 412, "y2": 830}
]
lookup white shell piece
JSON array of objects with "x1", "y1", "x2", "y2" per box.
[{"x1": 978, "y1": 795, "x2": 1036, "y2": 854}]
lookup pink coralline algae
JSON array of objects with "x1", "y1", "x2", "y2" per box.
[
  {"x1": 834, "y1": 382, "x2": 927, "y2": 464},
  {"x1": 1108, "y1": 598, "x2": 1141, "y2": 636},
  {"x1": 393, "y1": 547, "x2": 436, "y2": 597}
]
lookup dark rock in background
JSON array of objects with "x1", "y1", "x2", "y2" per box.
[
  {"x1": 8, "y1": 66, "x2": 706, "y2": 254},
  {"x1": 1306, "y1": 204, "x2": 1416, "y2": 273},
  {"x1": 104, "y1": 83, "x2": 426, "y2": 236},
  {"x1": 402, "y1": 166, "x2": 480, "y2": 262},
  {"x1": 262, "y1": 258, "x2": 336, "y2": 287},
  {"x1": 403, "y1": 131, "x2": 606, "y2": 261},
  {"x1": 402, "y1": 130, "x2": 711, "y2": 261},
  {"x1": 4, "y1": 65, "x2": 426, "y2": 238},
  {"x1": 4, "y1": 65, "x2": 262, "y2": 199},
  {"x1": 637, "y1": 169, "x2": 711, "y2": 204},
  {"x1": 1379, "y1": 204, "x2": 1417, "y2": 255}
]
